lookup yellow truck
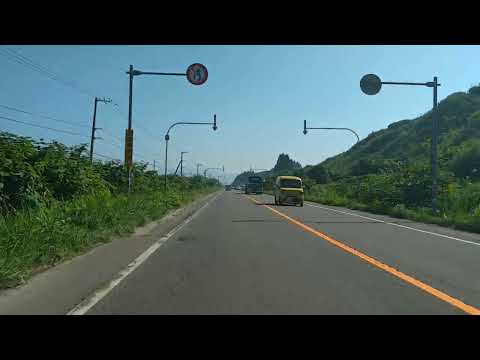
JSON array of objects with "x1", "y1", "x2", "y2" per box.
[{"x1": 274, "y1": 176, "x2": 304, "y2": 207}]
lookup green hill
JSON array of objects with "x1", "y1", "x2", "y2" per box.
[
  {"x1": 231, "y1": 154, "x2": 302, "y2": 187},
  {"x1": 314, "y1": 85, "x2": 480, "y2": 180},
  {"x1": 232, "y1": 85, "x2": 480, "y2": 233},
  {"x1": 300, "y1": 84, "x2": 480, "y2": 233}
]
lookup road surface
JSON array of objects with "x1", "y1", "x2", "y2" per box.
[
  {"x1": 2, "y1": 190, "x2": 480, "y2": 315},
  {"x1": 68, "y1": 191, "x2": 480, "y2": 314}
]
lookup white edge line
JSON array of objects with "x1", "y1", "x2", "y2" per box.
[
  {"x1": 305, "y1": 202, "x2": 480, "y2": 247},
  {"x1": 67, "y1": 192, "x2": 221, "y2": 315}
]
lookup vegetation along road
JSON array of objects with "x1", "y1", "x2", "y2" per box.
[{"x1": 2, "y1": 189, "x2": 480, "y2": 314}]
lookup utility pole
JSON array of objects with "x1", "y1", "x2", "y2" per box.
[
  {"x1": 89, "y1": 97, "x2": 111, "y2": 163},
  {"x1": 180, "y1": 151, "x2": 188, "y2": 177},
  {"x1": 153, "y1": 160, "x2": 156, "y2": 172}
]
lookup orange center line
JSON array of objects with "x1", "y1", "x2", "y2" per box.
[{"x1": 245, "y1": 195, "x2": 480, "y2": 315}]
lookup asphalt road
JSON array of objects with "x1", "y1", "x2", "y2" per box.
[{"x1": 76, "y1": 190, "x2": 480, "y2": 315}]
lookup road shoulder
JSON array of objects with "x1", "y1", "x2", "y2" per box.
[{"x1": 304, "y1": 200, "x2": 480, "y2": 245}]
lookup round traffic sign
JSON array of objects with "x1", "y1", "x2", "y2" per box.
[
  {"x1": 186, "y1": 63, "x2": 208, "y2": 85},
  {"x1": 360, "y1": 74, "x2": 382, "y2": 95}
]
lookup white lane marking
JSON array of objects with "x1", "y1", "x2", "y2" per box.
[
  {"x1": 67, "y1": 192, "x2": 221, "y2": 315},
  {"x1": 304, "y1": 202, "x2": 480, "y2": 247}
]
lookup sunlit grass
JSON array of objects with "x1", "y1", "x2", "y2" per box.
[
  {"x1": 0, "y1": 186, "x2": 218, "y2": 288},
  {"x1": 304, "y1": 181, "x2": 480, "y2": 234}
]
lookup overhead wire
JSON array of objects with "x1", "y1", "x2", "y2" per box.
[
  {"x1": 0, "y1": 47, "x2": 97, "y2": 99},
  {"x1": 0, "y1": 104, "x2": 135, "y2": 161},
  {"x1": 93, "y1": 152, "x2": 121, "y2": 161},
  {"x1": 0, "y1": 47, "x2": 159, "y2": 165},
  {"x1": 0, "y1": 115, "x2": 90, "y2": 138},
  {"x1": 0, "y1": 103, "x2": 90, "y2": 129},
  {"x1": 111, "y1": 103, "x2": 161, "y2": 142}
]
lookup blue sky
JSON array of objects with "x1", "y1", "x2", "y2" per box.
[{"x1": 0, "y1": 45, "x2": 479, "y2": 183}]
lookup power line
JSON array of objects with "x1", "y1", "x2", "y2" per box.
[
  {"x1": 0, "y1": 100, "x2": 156, "y2": 161},
  {"x1": 93, "y1": 152, "x2": 121, "y2": 161},
  {"x1": 101, "y1": 128, "x2": 124, "y2": 145},
  {"x1": 0, "y1": 115, "x2": 90, "y2": 138},
  {"x1": 111, "y1": 103, "x2": 158, "y2": 143},
  {"x1": 0, "y1": 49, "x2": 62, "y2": 83},
  {"x1": 0, "y1": 103, "x2": 153, "y2": 159},
  {"x1": 0, "y1": 47, "x2": 97, "y2": 99},
  {"x1": 111, "y1": 103, "x2": 160, "y2": 141},
  {"x1": 0, "y1": 103, "x2": 89, "y2": 129},
  {"x1": 102, "y1": 110, "x2": 163, "y2": 160},
  {"x1": 0, "y1": 121, "x2": 133, "y2": 165},
  {"x1": 99, "y1": 137, "x2": 151, "y2": 163},
  {"x1": 2, "y1": 47, "x2": 98, "y2": 98},
  {"x1": 3, "y1": 47, "x2": 63, "y2": 78}
]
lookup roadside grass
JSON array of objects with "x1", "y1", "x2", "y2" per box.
[
  {"x1": 303, "y1": 186, "x2": 480, "y2": 235},
  {"x1": 0, "y1": 186, "x2": 219, "y2": 289},
  {"x1": 266, "y1": 183, "x2": 480, "y2": 234}
]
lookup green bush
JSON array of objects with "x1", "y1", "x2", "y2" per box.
[
  {"x1": 305, "y1": 165, "x2": 330, "y2": 184},
  {"x1": 468, "y1": 85, "x2": 480, "y2": 96},
  {"x1": 0, "y1": 131, "x2": 221, "y2": 287},
  {"x1": 0, "y1": 184, "x2": 219, "y2": 288},
  {"x1": 451, "y1": 140, "x2": 480, "y2": 180},
  {"x1": 0, "y1": 131, "x2": 221, "y2": 214}
]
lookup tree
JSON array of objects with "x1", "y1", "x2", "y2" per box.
[
  {"x1": 468, "y1": 84, "x2": 480, "y2": 96},
  {"x1": 452, "y1": 141, "x2": 480, "y2": 180},
  {"x1": 273, "y1": 153, "x2": 301, "y2": 172},
  {"x1": 350, "y1": 159, "x2": 383, "y2": 176},
  {"x1": 306, "y1": 165, "x2": 330, "y2": 184}
]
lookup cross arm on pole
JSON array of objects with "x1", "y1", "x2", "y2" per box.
[
  {"x1": 381, "y1": 81, "x2": 441, "y2": 87},
  {"x1": 166, "y1": 122, "x2": 214, "y2": 136},
  {"x1": 97, "y1": 98, "x2": 112, "y2": 104},
  {"x1": 303, "y1": 120, "x2": 360, "y2": 143},
  {"x1": 126, "y1": 68, "x2": 186, "y2": 77},
  {"x1": 165, "y1": 116, "x2": 217, "y2": 138}
]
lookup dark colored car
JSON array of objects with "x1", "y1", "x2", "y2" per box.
[{"x1": 245, "y1": 176, "x2": 263, "y2": 194}]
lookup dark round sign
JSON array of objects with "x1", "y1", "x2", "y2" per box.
[
  {"x1": 360, "y1": 74, "x2": 382, "y2": 95},
  {"x1": 186, "y1": 63, "x2": 208, "y2": 85}
]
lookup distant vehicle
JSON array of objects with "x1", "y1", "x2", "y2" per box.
[
  {"x1": 245, "y1": 176, "x2": 263, "y2": 194},
  {"x1": 225, "y1": 185, "x2": 232, "y2": 191},
  {"x1": 274, "y1": 176, "x2": 304, "y2": 206}
]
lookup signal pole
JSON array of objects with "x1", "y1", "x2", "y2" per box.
[
  {"x1": 360, "y1": 73, "x2": 441, "y2": 213},
  {"x1": 164, "y1": 116, "x2": 217, "y2": 191},
  {"x1": 89, "y1": 97, "x2": 111, "y2": 163},
  {"x1": 125, "y1": 63, "x2": 208, "y2": 194}
]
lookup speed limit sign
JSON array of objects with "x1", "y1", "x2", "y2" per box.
[{"x1": 186, "y1": 63, "x2": 208, "y2": 85}]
